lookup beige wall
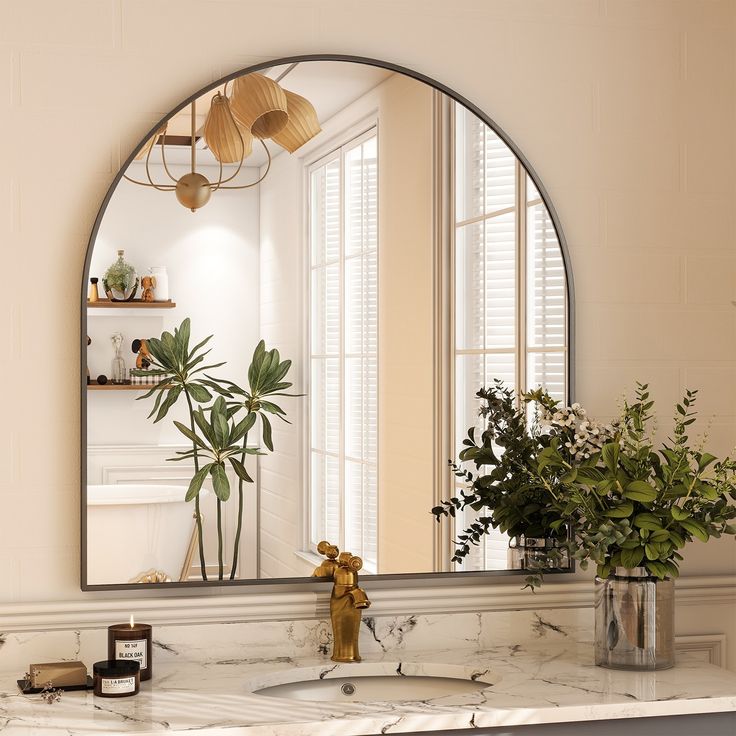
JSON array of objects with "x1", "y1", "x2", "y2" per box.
[{"x1": 0, "y1": 0, "x2": 733, "y2": 622}]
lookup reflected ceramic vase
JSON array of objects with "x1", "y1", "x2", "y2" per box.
[
  {"x1": 594, "y1": 566, "x2": 674, "y2": 671},
  {"x1": 507, "y1": 535, "x2": 569, "y2": 571}
]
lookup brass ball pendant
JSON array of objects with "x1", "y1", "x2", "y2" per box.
[{"x1": 175, "y1": 173, "x2": 212, "y2": 211}]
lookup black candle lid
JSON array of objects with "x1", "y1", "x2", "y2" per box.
[{"x1": 93, "y1": 660, "x2": 140, "y2": 677}]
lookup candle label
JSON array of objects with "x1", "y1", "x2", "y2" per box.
[
  {"x1": 114, "y1": 638, "x2": 147, "y2": 670},
  {"x1": 101, "y1": 676, "x2": 136, "y2": 694}
]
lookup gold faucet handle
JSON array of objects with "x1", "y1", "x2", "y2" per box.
[
  {"x1": 338, "y1": 552, "x2": 363, "y2": 572},
  {"x1": 317, "y1": 540, "x2": 339, "y2": 560}
]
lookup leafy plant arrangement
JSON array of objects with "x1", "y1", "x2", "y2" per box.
[
  {"x1": 537, "y1": 383, "x2": 736, "y2": 582},
  {"x1": 134, "y1": 319, "x2": 296, "y2": 581},
  {"x1": 434, "y1": 380, "x2": 736, "y2": 589},
  {"x1": 103, "y1": 251, "x2": 138, "y2": 298},
  {"x1": 432, "y1": 380, "x2": 592, "y2": 586}
]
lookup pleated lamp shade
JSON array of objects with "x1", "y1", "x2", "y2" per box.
[
  {"x1": 230, "y1": 73, "x2": 289, "y2": 139},
  {"x1": 134, "y1": 124, "x2": 167, "y2": 161},
  {"x1": 271, "y1": 90, "x2": 322, "y2": 153},
  {"x1": 203, "y1": 93, "x2": 253, "y2": 163}
]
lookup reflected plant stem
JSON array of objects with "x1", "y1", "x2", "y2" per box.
[
  {"x1": 217, "y1": 498, "x2": 223, "y2": 580},
  {"x1": 230, "y1": 428, "x2": 250, "y2": 580},
  {"x1": 185, "y1": 388, "x2": 207, "y2": 581}
]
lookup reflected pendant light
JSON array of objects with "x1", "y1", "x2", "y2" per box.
[
  {"x1": 230, "y1": 72, "x2": 289, "y2": 139},
  {"x1": 271, "y1": 90, "x2": 322, "y2": 153},
  {"x1": 134, "y1": 123, "x2": 167, "y2": 161},
  {"x1": 203, "y1": 92, "x2": 253, "y2": 163}
]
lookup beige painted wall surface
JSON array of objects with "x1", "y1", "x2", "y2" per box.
[{"x1": 0, "y1": 1, "x2": 734, "y2": 610}]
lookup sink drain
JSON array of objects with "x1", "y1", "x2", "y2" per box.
[{"x1": 340, "y1": 682, "x2": 356, "y2": 696}]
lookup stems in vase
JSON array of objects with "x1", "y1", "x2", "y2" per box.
[
  {"x1": 184, "y1": 389, "x2": 207, "y2": 581},
  {"x1": 230, "y1": 428, "x2": 250, "y2": 580}
]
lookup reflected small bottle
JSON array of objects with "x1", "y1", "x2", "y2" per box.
[
  {"x1": 89, "y1": 277, "x2": 99, "y2": 303},
  {"x1": 110, "y1": 332, "x2": 127, "y2": 384}
]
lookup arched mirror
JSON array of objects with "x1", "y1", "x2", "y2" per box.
[{"x1": 81, "y1": 56, "x2": 573, "y2": 590}]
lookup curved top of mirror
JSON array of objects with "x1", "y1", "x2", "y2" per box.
[{"x1": 81, "y1": 55, "x2": 574, "y2": 591}]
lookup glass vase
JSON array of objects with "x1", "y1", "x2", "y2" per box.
[
  {"x1": 594, "y1": 566, "x2": 674, "y2": 670},
  {"x1": 507, "y1": 535, "x2": 569, "y2": 570},
  {"x1": 110, "y1": 335, "x2": 127, "y2": 385}
]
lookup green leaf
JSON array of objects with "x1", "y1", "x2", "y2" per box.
[
  {"x1": 620, "y1": 545, "x2": 645, "y2": 568},
  {"x1": 261, "y1": 413, "x2": 273, "y2": 452},
  {"x1": 633, "y1": 512, "x2": 662, "y2": 531},
  {"x1": 229, "y1": 457, "x2": 253, "y2": 483},
  {"x1": 601, "y1": 443, "x2": 620, "y2": 473},
  {"x1": 210, "y1": 462, "x2": 230, "y2": 501},
  {"x1": 624, "y1": 480, "x2": 657, "y2": 503},
  {"x1": 679, "y1": 518, "x2": 709, "y2": 542},
  {"x1": 670, "y1": 506, "x2": 691, "y2": 521},
  {"x1": 185, "y1": 464, "x2": 212, "y2": 502},
  {"x1": 697, "y1": 452, "x2": 718, "y2": 471},
  {"x1": 154, "y1": 384, "x2": 183, "y2": 423},
  {"x1": 172, "y1": 421, "x2": 209, "y2": 451},
  {"x1": 603, "y1": 501, "x2": 634, "y2": 518},
  {"x1": 644, "y1": 543, "x2": 660, "y2": 561},
  {"x1": 187, "y1": 383, "x2": 212, "y2": 404}
]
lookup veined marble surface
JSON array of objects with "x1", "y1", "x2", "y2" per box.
[{"x1": 0, "y1": 609, "x2": 735, "y2": 735}]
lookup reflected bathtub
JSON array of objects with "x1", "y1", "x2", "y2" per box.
[{"x1": 86, "y1": 484, "x2": 198, "y2": 585}]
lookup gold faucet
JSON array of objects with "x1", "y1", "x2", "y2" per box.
[{"x1": 312, "y1": 540, "x2": 371, "y2": 662}]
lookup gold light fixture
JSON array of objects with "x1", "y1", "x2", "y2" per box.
[
  {"x1": 271, "y1": 90, "x2": 321, "y2": 153},
  {"x1": 203, "y1": 92, "x2": 253, "y2": 163},
  {"x1": 124, "y1": 68, "x2": 321, "y2": 212},
  {"x1": 229, "y1": 73, "x2": 289, "y2": 139}
]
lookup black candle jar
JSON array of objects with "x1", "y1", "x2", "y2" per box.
[
  {"x1": 108, "y1": 620, "x2": 153, "y2": 681},
  {"x1": 93, "y1": 660, "x2": 140, "y2": 698}
]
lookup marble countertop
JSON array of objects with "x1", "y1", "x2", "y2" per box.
[{"x1": 1, "y1": 635, "x2": 735, "y2": 735}]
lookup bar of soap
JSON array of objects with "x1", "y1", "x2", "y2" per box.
[{"x1": 29, "y1": 661, "x2": 87, "y2": 688}]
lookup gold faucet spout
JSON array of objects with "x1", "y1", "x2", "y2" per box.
[
  {"x1": 349, "y1": 587, "x2": 371, "y2": 609},
  {"x1": 312, "y1": 540, "x2": 371, "y2": 662}
]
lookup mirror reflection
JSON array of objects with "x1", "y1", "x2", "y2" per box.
[{"x1": 83, "y1": 60, "x2": 570, "y2": 587}]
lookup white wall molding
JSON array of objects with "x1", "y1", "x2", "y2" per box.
[
  {"x1": 1, "y1": 575, "x2": 733, "y2": 633},
  {"x1": 675, "y1": 634, "x2": 727, "y2": 668}
]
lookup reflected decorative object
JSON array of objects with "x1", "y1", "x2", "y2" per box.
[
  {"x1": 149, "y1": 266, "x2": 169, "y2": 300},
  {"x1": 312, "y1": 541, "x2": 371, "y2": 663},
  {"x1": 88, "y1": 277, "x2": 99, "y2": 303},
  {"x1": 594, "y1": 567, "x2": 674, "y2": 670},
  {"x1": 230, "y1": 72, "x2": 289, "y2": 138},
  {"x1": 123, "y1": 69, "x2": 320, "y2": 211},
  {"x1": 110, "y1": 333, "x2": 126, "y2": 384},
  {"x1": 140, "y1": 275, "x2": 156, "y2": 302},
  {"x1": 103, "y1": 250, "x2": 138, "y2": 301},
  {"x1": 131, "y1": 338, "x2": 152, "y2": 370},
  {"x1": 271, "y1": 89, "x2": 321, "y2": 153},
  {"x1": 203, "y1": 92, "x2": 253, "y2": 163}
]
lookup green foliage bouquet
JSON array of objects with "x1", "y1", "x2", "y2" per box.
[
  {"x1": 434, "y1": 381, "x2": 736, "y2": 588},
  {"x1": 539, "y1": 383, "x2": 736, "y2": 582}
]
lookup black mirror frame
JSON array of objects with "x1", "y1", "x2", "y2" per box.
[{"x1": 80, "y1": 54, "x2": 576, "y2": 592}]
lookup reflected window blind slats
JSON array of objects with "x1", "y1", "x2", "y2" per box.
[
  {"x1": 453, "y1": 106, "x2": 567, "y2": 572},
  {"x1": 309, "y1": 130, "x2": 378, "y2": 573}
]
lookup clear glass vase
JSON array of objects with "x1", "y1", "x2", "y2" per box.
[
  {"x1": 110, "y1": 333, "x2": 127, "y2": 384},
  {"x1": 594, "y1": 566, "x2": 674, "y2": 670},
  {"x1": 507, "y1": 535, "x2": 569, "y2": 570}
]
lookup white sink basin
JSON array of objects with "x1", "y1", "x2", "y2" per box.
[{"x1": 249, "y1": 662, "x2": 495, "y2": 703}]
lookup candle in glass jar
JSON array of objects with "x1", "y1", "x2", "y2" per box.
[{"x1": 108, "y1": 616, "x2": 152, "y2": 681}]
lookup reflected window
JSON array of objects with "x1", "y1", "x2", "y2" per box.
[
  {"x1": 452, "y1": 104, "x2": 568, "y2": 570},
  {"x1": 308, "y1": 129, "x2": 378, "y2": 572}
]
